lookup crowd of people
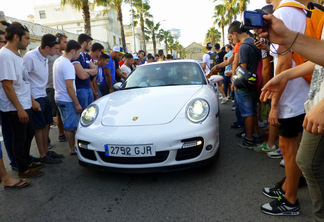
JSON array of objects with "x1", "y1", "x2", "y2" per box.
[
  {"x1": 201, "y1": 0, "x2": 324, "y2": 220},
  {"x1": 0, "y1": 20, "x2": 171, "y2": 189},
  {"x1": 1, "y1": 0, "x2": 324, "y2": 220}
]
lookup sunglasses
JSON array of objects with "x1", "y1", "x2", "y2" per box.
[
  {"x1": 50, "y1": 37, "x2": 60, "y2": 46},
  {"x1": 56, "y1": 33, "x2": 65, "y2": 38}
]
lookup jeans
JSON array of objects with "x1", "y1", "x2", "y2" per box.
[
  {"x1": 56, "y1": 101, "x2": 80, "y2": 132},
  {"x1": 235, "y1": 89, "x2": 257, "y2": 117},
  {"x1": 2, "y1": 110, "x2": 35, "y2": 172},
  {"x1": 296, "y1": 130, "x2": 324, "y2": 221},
  {"x1": 77, "y1": 88, "x2": 94, "y2": 110}
]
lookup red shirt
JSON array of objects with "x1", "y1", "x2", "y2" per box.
[{"x1": 233, "y1": 42, "x2": 242, "y2": 55}]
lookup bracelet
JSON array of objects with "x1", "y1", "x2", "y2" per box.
[{"x1": 270, "y1": 32, "x2": 299, "y2": 55}]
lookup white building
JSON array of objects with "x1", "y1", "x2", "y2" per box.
[{"x1": 33, "y1": 4, "x2": 122, "y2": 50}]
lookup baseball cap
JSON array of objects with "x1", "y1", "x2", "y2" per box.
[
  {"x1": 133, "y1": 53, "x2": 140, "y2": 60},
  {"x1": 113, "y1": 46, "x2": 125, "y2": 55},
  {"x1": 206, "y1": 42, "x2": 213, "y2": 48}
]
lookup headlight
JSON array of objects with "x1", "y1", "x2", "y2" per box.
[
  {"x1": 186, "y1": 99, "x2": 210, "y2": 123},
  {"x1": 80, "y1": 104, "x2": 99, "y2": 127}
]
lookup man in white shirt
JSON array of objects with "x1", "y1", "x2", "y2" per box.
[
  {"x1": 0, "y1": 22, "x2": 44, "y2": 178},
  {"x1": 24, "y1": 34, "x2": 64, "y2": 164},
  {"x1": 202, "y1": 42, "x2": 213, "y2": 77},
  {"x1": 53, "y1": 40, "x2": 82, "y2": 155},
  {"x1": 260, "y1": 0, "x2": 311, "y2": 216},
  {"x1": 121, "y1": 53, "x2": 134, "y2": 78}
]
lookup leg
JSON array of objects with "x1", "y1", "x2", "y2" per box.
[
  {"x1": 1, "y1": 111, "x2": 14, "y2": 167},
  {"x1": 297, "y1": 131, "x2": 324, "y2": 221},
  {"x1": 279, "y1": 135, "x2": 302, "y2": 204},
  {"x1": 56, "y1": 114, "x2": 65, "y2": 137},
  {"x1": 64, "y1": 131, "x2": 76, "y2": 154}
]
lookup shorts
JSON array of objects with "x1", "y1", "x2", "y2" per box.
[
  {"x1": 56, "y1": 101, "x2": 80, "y2": 131},
  {"x1": 46, "y1": 88, "x2": 60, "y2": 117},
  {"x1": 32, "y1": 97, "x2": 53, "y2": 129},
  {"x1": 235, "y1": 89, "x2": 257, "y2": 117},
  {"x1": 278, "y1": 114, "x2": 305, "y2": 138},
  {"x1": 77, "y1": 88, "x2": 94, "y2": 110}
]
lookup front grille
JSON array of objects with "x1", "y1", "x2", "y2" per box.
[
  {"x1": 176, "y1": 146, "x2": 203, "y2": 161},
  {"x1": 97, "y1": 151, "x2": 169, "y2": 164},
  {"x1": 79, "y1": 147, "x2": 97, "y2": 161}
]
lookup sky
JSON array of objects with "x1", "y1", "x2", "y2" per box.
[{"x1": 1, "y1": 0, "x2": 267, "y2": 47}]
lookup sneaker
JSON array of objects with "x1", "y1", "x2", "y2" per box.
[
  {"x1": 231, "y1": 105, "x2": 235, "y2": 111},
  {"x1": 29, "y1": 162, "x2": 46, "y2": 170},
  {"x1": 48, "y1": 142, "x2": 53, "y2": 149},
  {"x1": 262, "y1": 186, "x2": 285, "y2": 199},
  {"x1": 58, "y1": 135, "x2": 67, "y2": 142},
  {"x1": 236, "y1": 131, "x2": 246, "y2": 138},
  {"x1": 29, "y1": 155, "x2": 40, "y2": 163},
  {"x1": 258, "y1": 120, "x2": 268, "y2": 128},
  {"x1": 18, "y1": 168, "x2": 45, "y2": 178},
  {"x1": 40, "y1": 154, "x2": 62, "y2": 164},
  {"x1": 221, "y1": 97, "x2": 229, "y2": 104},
  {"x1": 238, "y1": 137, "x2": 256, "y2": 149},
  {"x1": 48, "y1": 151, "x2": 64, "y2": 159},
  {"x1": 280, "y1": 159, "x2": 285, "y2": 167},
  {"x1": 267, "y1": 148, "x2": 282, "y2": 159},
  {"x1": 261, "y1": 196, "x2": 300, "y2": 216},
  {"x1": 230, "y1": 122, "x2": 241, "y2": 129},
  {"x1": 254, "y1": 141, "x2": 277, "y2": 153}
]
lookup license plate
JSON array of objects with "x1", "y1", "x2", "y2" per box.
[{"x1": 104, "y1": 144, "x2": 156, "y2": 157}]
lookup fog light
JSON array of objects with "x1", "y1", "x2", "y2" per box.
[
  {"x1": 182, "y1": 140, "x2": 203, "y2": 148},
  {"x1": 78, "y1": 140, "x2": 89, "y2": 149},
  {"x1": 206, "y1": 145, "x2": 213, "y2": 151}
]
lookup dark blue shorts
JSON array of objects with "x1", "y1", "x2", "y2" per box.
[
  {"x1": 32, "y1": 97, "x2": 53, "y2": 129},
  {"x1": 235, "y1": 89, "x2": 257, "y2": 117}
]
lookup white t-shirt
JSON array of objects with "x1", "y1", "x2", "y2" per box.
[
  {"x1": 53, "y1": 56, "x2": 76, "y2": 102},
  {"x1": 24, "y1": 47, "x2": 48, "y2": 99},
  {"x1": 270, "y1": 0, "x2": 310, "y2": 119},
  {"x1": 121, "y1": 64, "x2": 132, "y2": 77},
  {"x1": 202, "y1": 52, "x2": 211, "y2": 76},
  {"x1": 304, "y1": 27, "x2": 324, "y2": 113},
  {"x1": 0, "y1": 47, "x2": 32, "y2": 111}
]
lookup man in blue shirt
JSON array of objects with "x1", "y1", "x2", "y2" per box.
[
  {"x1": 101, "y1": 46, "x2": 125, "y2": 96},
  {"x1": 71, "y1": 34, "x2": 97, "y2": 109}
]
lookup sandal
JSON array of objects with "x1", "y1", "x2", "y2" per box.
[{"x1": 4, "y1": 179, "x2": 31, "y2": 189}]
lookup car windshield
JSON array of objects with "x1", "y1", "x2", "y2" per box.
[{"x1": 122, "y1": 62, "x2": 206, "y2": 89}]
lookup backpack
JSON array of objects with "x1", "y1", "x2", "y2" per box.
[
  {"x1": 277, "y1": 2, "x2": 324, "y2": 83},
  {"x1": 207, "y1": 51, "x2": 219, "y2": 69}
]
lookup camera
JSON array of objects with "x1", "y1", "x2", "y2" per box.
[{"x1": 242, "y1": 10, "x2": 268, "y2": 30}]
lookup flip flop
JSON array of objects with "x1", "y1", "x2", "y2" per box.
[{"x1": 4, "y1": 179, "x2": 31, "y2": 189}]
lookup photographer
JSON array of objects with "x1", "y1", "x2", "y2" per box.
[{"x1": 258, "y1": 9, "x2": 324, "y2": 221}]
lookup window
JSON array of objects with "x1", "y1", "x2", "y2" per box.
[{"x1": 39, "y1": 10, "x2": 46, "y2": 19}]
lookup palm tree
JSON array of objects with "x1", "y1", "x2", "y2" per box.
[
  {"x1": 213, "y1": 4, "x2": 229, "y2": 47},
  {"x1": 205, "y1": 27, "x2": 221, "y2": 50},
  {"x1": 145, "y1": 20, "x2": 160, "y2": 55},
  {"x1": 187, "y1": 49, "x2": 193, "y2": 59},
  {"x1": 157, "y1": 29, "x2": 171, "y2": 54},
  {"x1": 131, "y1": 0, "x2": 152, "y2": 52},
  {"x1": 238, "y1": 0, "x2": 250, "y2": 21},
  {"x1": 61, "y1": 0, "x2": 93, "y2": 35},
  {"x1": 98, "y1": 0, "x2": 128, "y2": 51},
  {"x1": 214, "y1": 0, "x2": 238, "y2": 24}
]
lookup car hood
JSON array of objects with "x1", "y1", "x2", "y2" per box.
[{"x1": 101, "y1": 85, "x2": 203, "y2": 126}]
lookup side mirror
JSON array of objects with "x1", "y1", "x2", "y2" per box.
[
  {"x1": 113, "y1": 82, "x2": 122, "y2": 90},
  {"x1": 209, "y1": 75, "x2": 224, "y2": 84}
]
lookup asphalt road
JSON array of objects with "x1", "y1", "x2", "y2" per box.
[{"x1": 0, "y1": 102, "x2": 314, "y2": 222}]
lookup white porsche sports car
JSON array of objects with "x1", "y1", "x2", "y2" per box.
[{"x1": 76, "y1": 60, "x2": 222, "y2": 172}]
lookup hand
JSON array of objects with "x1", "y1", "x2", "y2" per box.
[
  {"x1": 303, "y1": 100, "x2": 324, "y2": 134},
  {"x1": 94, "y1": 92, "x2": 98, "y2": 101},
  {"x1": 109, "y1": 88, "x2": 114, "y2": 93},
  {"x1": 268, "y1": 106, "x2": 280, "y2": 127},
  {"x1": 75, "y1": 104, "x2": 83, "y2": 114},
  {"x1": 17, "y1": 109, "x2": 29, "y2": 124},
  {"x1": 256, "y1": 14, "x2": 291, "y2": 47},
  {"x1": 32, "y1": 100, "x2": 41, "y2": 111},
  {"x1": 226, "y1": 70, "x2": 233, "y2": 76},
  {"x1": 254, "y1": 39, "x2": 267, "y2": 51},
  {"x1": 260, "y1": 74, "x2": 288, "y2": 103}
]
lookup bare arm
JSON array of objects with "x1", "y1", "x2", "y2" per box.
[
  {"x1": 66, "y1": 79, "x2": 82, "y2": 113},
  {"x1": 73, "y1": 63, "x2": 91, "y2": 80},
  {"x1": 1, "y1": 80, "x2": 29, "y2": 123},
  {"x1": 88, "y1": 61, "x2": 98, "y2": 76},
  {"x1": 258, "y1": 14, "x2": 324, "y2": 66},
  {"x1": 103, "y1": 68, "x2": 114, "y2": 93},
  {"x1": 115, "y1": 68, "x2": 127, "y2": 79}
]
